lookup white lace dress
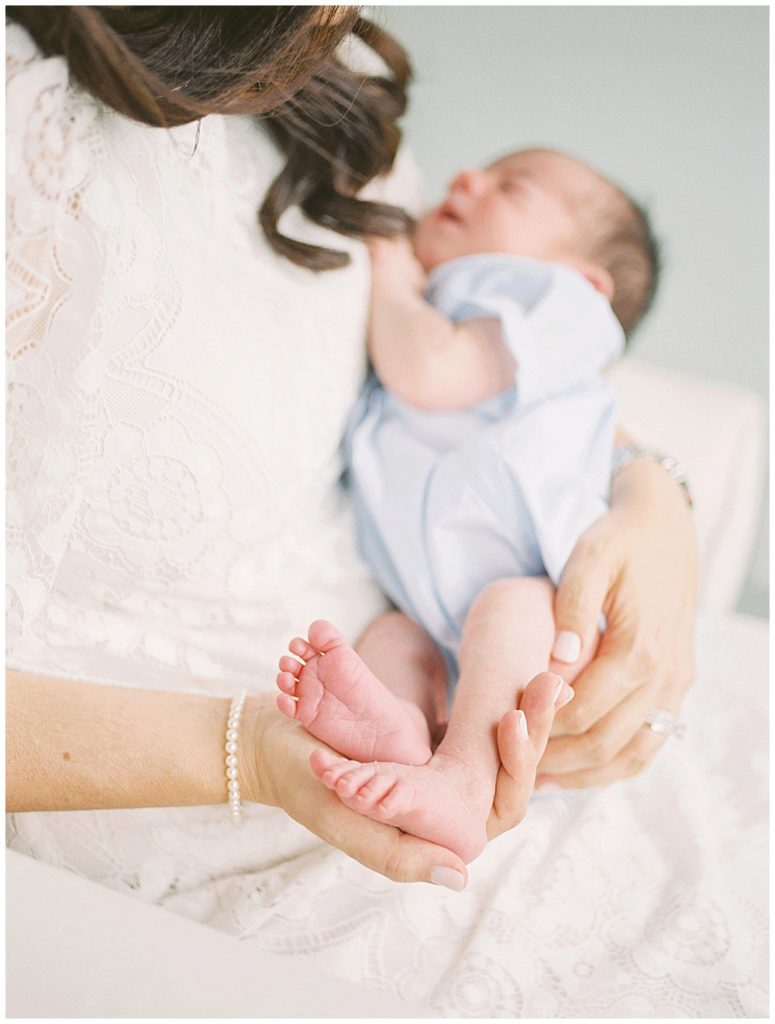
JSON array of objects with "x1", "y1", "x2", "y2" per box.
[{"x1": 6, "y1": 25, "x2": 767, "y2": 1017}]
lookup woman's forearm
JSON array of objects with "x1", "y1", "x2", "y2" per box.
[{"x1": 6, "y1": 668, "x2": 264, "y2": 812}]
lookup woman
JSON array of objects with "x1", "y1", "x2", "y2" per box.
[{"x1": 6, "y1": 3, "x2": 695, "y2": 906}]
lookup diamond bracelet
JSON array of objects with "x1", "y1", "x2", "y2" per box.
[
  {"x1": 611, "y1": 442, "x2": 693, "y2": 507},
  {"x1": 225, "y1": 690, "x2": 247, "y2": 825}
]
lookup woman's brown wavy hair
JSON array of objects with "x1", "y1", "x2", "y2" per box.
[{"x1": 6, "y1": 5, "x2": 412, "y2": 270}]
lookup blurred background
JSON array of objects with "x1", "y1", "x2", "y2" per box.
[{"x1": 373, "y1": 5, "x2": 769, "y2": 617}]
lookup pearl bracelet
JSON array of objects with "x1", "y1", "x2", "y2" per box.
[{"x1": 225, "y1": 690, "x2": 247, "y2": 825}]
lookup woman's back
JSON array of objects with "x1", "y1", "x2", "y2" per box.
[{"x1": 7, "y1": 23, "x2": 405, "y2": 694}]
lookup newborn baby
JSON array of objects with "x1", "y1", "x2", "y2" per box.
[{"x1": 276, "y1": 148, "x2": 660, "y2": 863}]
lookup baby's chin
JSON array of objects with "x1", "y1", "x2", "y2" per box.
[
  {"x1": 413, "y1": 233, "x2": 575, "y2": 272},
  {"x1": 412, "y1": 220, "x2": 527, "y2": 271}
]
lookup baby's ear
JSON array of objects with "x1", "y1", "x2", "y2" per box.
[{"x1": 573, "y1": 261, "x2": 614, "y2": 302}]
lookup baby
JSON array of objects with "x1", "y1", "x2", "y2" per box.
[{"x1": 275, "y1": 148, "x2": 660, "y2": 863}]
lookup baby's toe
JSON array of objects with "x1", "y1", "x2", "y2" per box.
[
  {"x1": 335, "y1": 763, "x2": 376, "y2": 798},
  {"x1": 276, "y1": 693, "x2": 298, "y2": 719},
  {"x1": 308, "y1": 619, "x2": 346, "y2": 654},
  {"x1": 276, "y1": 671, "x2": 297, "y2": 694},
  {"x1": 318, "y1": 756, "x2": 360, "y2": 789},
  {"x1": 354, "y1": 772, "x2": 396, "y2": 809},
  {"x1": 309, "y1": 748, "x2": 342, "y2": 780},
  {"x1": 288, "y1": 638, "x2": 315, "y2": 661},
  {"x1": 377, "y1": 779, "x2": 414, "y2": 818},
  {"x1": 279, "y1": 655, "x2": 303, "y2": 677}
]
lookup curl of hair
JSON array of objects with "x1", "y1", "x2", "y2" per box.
[{"x1": 6, "y1": 6, "x2": 413, "y2": 270}]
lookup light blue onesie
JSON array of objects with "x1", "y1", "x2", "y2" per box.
[{"x1": 346, "y1": 253, "x2": 625, "y2": 685}]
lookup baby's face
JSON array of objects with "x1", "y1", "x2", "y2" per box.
[{"x1": 413, "y1": 148, "x2": 610, "y2": 272}]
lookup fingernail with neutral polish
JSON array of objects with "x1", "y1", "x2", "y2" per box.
[
  {"x1": 430, "y1": 866, "x2": 466, "y2": 891},
  {"x1": 557, "y1": 683, "x2": 576, "y2": 708},
  {"x1": 552, "y1": 631, "x2": 581, "y2": 664},
  {"x1": 516, "y1": 709, "x2": 529, "y2": 741},
  {"x1": 552, "y1": 678, "x2": 564, "y2": 703}
]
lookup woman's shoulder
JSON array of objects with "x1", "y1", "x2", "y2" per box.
[
  {"x1": 6, "y1": 20, "x2": 99, "y2": 138},
  {"x1": 7, "y1": 21, "x2": 68, "y2": 97},
  {"x1": 6, "y1": 22, "x2": 100, "y2": 225}
]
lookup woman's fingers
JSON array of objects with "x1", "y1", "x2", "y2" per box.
[
  {"x1": 540, "y1": 674, "x2": 682, "y2": 774},
  {"x1": 540, "y1": 462, "x2": 697, "y2": 789},
  {"x1": 544, "y1": 598, "x2": 694, "y2": 772},
  {"x1": 344, "y1": 818, "x2": 469, "y2": 890},
  {"x1": 487, "y1": 671, "x2": 564, "y2": 839},
  {"x1": 550, "y1": 528, "x2": 613, "y2": 670},
  {"x1": 548, "y1": 646, "x2": 641, "y2": 739},
  {"x1": 519, "y1": 671, "x2": 570, "y2": 757},
  {"x1": 536, "y1": 720, "x2": 668, "y2": 790}
]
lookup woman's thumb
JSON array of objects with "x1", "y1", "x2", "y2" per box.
[{"x1": 551, "y1": 545, "x2": 610, "y2": 665}]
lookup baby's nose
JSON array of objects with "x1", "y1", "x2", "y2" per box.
[{"x1": 449, "y1": 168, "x2": 489, "y2": 197}]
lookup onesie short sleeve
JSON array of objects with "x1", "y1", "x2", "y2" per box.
[
  {"x1": 425, "y1": 253, "x2": 625, "y2": 406},
  {"x1": 6, "y1": 25, "x2": 106, "y2": 654}
]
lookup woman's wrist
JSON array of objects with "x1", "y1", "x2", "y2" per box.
[
  {"x1": 236, "y1": 692, "x2": 272, "y2": 806},
  {"x1": 612, "y1": 442, "x2": 693, "y2": 508},
  {"x1": 611, "y1": 454, "x2": 693, "y2": 526}
]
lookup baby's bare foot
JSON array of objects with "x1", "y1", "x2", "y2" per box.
[
  {"x1": 309, "y1": 747, "x2": 490, "y2": 864},
  {"x1": 276, "y1": 620, "x2": 432, "y2": 765}
]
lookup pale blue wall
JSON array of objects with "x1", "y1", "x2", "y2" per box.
[{"x1": 374, "y1": 5, "x2": 769, "y2": 616}]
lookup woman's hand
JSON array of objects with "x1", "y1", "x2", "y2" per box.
[
  {"x1": 246, "y1": 675, "x2": 565, "y2": 879},
  {"x1": 539, "y1": 459, "x2": 697, "y2": 788},
  {"x1": 242, "y1": 694, "x2": 470, "y2": 890},
  {"x1": 487, "y1": 671, "x2": 565, "y2": 839}
]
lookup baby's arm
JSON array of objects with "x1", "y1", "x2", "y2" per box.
[{"x1": 368, "y1": 237, "x2": 516, "y2": 410}]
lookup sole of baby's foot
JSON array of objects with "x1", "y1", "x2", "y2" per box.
[
  {"x1": 309, "y1": 748, "x2": 489, "y2": 864},
  {"x1": 275, "y1": 619, "x2": 432, "y2": 765}
]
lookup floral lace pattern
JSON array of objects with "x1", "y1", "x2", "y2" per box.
[
  {"x1": 6, "y1": 24, "x2": 394, "y2": 692},
  {"x1": 5, "y1": 26, "x2": 767, "y2": 1017}
]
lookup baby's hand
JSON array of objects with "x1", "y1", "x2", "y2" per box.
[{"x1": 367, "y1": 235, "x2": 428, "y2": 296}]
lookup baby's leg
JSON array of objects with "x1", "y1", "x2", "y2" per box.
[
  {"x1": 276, "y1": 612, "x2": 441, "y2": 765},
  {"x1": 313, "y1": 576, "x2": 579, "y2": 862},
  {"x1": 355, "y1": 611, "x2": 448, "y2": 743},
  {"x1": 435, "y1": 577, "x2": 571, "y2": 787}
]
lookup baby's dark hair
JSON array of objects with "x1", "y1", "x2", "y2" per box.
[{"x1": 591, "y1": 188, "x2": 661, "y2": 339}]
